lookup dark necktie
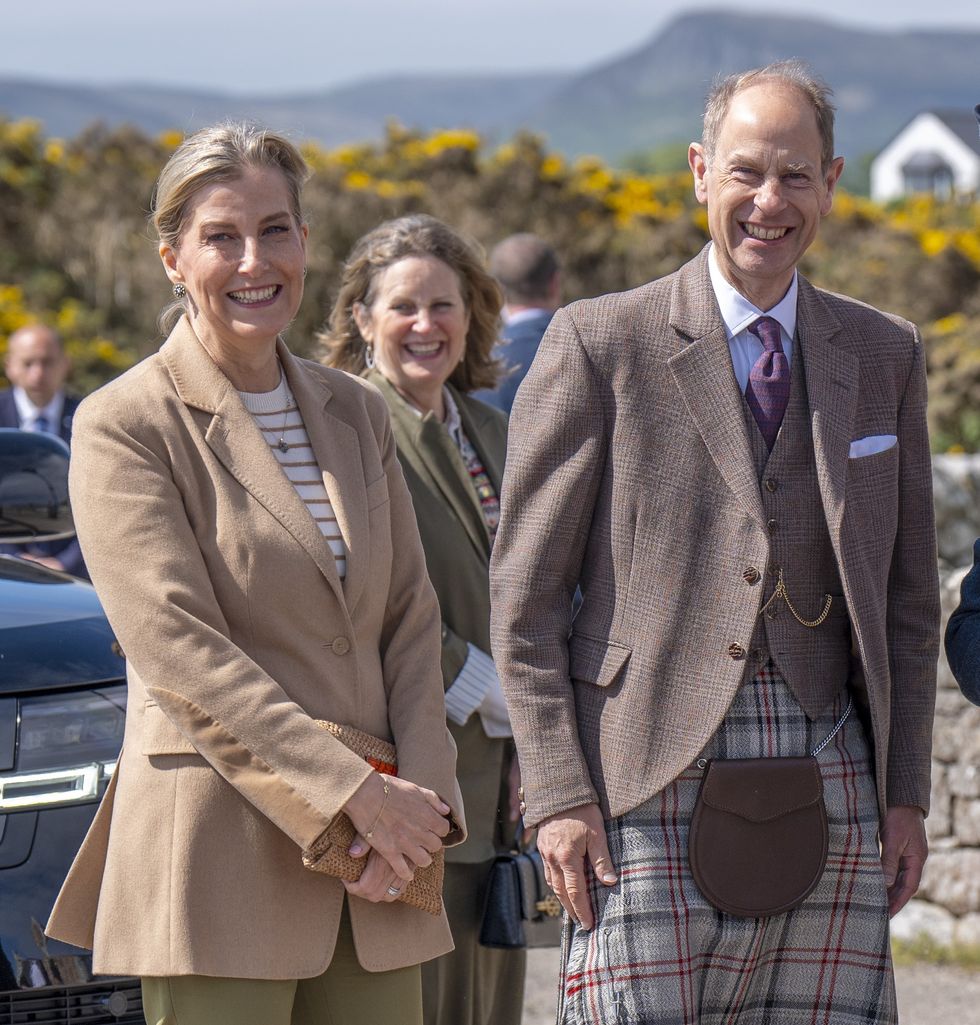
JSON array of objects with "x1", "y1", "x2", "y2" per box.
[
  {"x1": 745, "y1": 316, "x2": 790, "y2": 451},
  {"x1": 33, "y1": 414, "x2": 50, "y2": 434}
]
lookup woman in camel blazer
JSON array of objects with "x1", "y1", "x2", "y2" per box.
[
  {"x1": 322, "y1": 215, "x2": 523, "y2": 1025},
  {"x1": 46, "y1": 125, "x2": 463, "y2": 1025}
]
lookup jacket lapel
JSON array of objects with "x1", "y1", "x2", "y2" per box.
[
  {"x1": 370, "y1": 372, "x2": 490, "y2": 560},
  {"x1": 667, "y1": 251, "x2": 766, "y2": 530},
  {"x1": 160, "y1": 319, "x2": 346, "y2": 607},
  {"x1": 281, "y1": 343, "x2": 368, "y2": 610},
  {"x1": 796, "y1": 278, "x2": 857, "y2": 544}
]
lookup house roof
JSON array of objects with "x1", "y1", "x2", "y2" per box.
[
  {"x1": 876, "y1": 108, "x2": 980, "y2": 159},
  {"x1": 932, "y1": 109, "x2": 980, "y2": 155},
  {"x1": 901, "y1": 150, "x2": 952, "y2": 173}
]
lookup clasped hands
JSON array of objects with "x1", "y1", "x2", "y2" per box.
[{"x1": 341, "y1": 772, "x2": 451, "y2": 904}]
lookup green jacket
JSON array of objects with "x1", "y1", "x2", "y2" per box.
[{"x1": 368, "y1": 370, "x2": 510, "y2": 863}]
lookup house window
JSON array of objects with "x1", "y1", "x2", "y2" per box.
[{"x1": 901, "y1": 151, "x2": 954, "y2": 199}]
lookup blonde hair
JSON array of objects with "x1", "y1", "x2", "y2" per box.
[
  {"x1": 151, "y1": 122, "x2": 310, "y2": 332},
  {"x1": 319, "y1": 215, "x2": 503, "y2": 393}
]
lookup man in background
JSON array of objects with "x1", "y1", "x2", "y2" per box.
[
  {"x1": 477, "y1": 233, "x2": 559, "y2": 414},
  {"x1": 1, "y1": 323, "x2": 87, "y2": 577}
]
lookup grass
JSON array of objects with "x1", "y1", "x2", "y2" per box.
[{"x1": 892, "y1": 935, "x2": 980, "y2": 969}]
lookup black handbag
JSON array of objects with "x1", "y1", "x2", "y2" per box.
[{"x1": 479, "y1": 839, "x2": 563, "y2": 949}]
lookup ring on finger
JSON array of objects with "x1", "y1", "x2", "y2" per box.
[{"x1": 386, "y1": 885, "x2": 401, "y2": 897}]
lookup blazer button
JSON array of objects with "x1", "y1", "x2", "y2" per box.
[
  {"x1": 728, "y1": 643, "x2": 746, "y2": 660},
  {"x1": 743, "y1": 566, "x2": 761, "y2": 585},
  {"x1": 331, "y1": 637, "x2": 351, "y2": 655}
]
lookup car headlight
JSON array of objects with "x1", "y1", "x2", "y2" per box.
[{"x1": 0, "y1": 685, "x2": 125, "y2": 811}]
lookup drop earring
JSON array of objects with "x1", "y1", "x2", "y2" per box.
[{"x1": 364, "y1": 345, "x2": 376, "y2": 370}]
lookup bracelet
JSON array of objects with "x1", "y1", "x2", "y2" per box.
[{"x1": 363, "y1": 774, "x2": 390, "y2": 840}]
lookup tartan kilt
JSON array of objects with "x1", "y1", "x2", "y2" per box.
[{"x1": 559, "y1": 661, "x2": 897, "y2": 1025}]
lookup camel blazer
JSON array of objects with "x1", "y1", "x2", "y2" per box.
[
  {"x1": 369, "y1": 371, "x2": 510, "y2": 863},
  {"x1": 490, "y1": 247, "x2": 940, "y2": 828},
  {"x1": 46, "y1": 318, "x2": 464, "y2": 979}
]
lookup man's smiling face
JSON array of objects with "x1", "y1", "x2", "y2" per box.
[{"x1": 688, "y1": 80, "x2": 844, "y2": 311}]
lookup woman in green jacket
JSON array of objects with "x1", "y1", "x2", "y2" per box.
[{"x1": 321, "y1": 214, "x2": 524, "y2": 1025}]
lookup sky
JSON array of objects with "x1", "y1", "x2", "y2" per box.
[{"x1": 4, "y1": 0, "x2": 980, "y2": 94}]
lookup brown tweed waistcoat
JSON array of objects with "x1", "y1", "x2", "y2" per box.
[{"x1": 743, "y1": 347, "x2": 851, "y2": 717}]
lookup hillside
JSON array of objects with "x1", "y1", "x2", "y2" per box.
[{"x1": 0, "y1": 10, "x2": 977, "y2": 163}]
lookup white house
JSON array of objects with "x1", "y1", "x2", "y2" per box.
[{"x1": 870, "y1": 109, "x2": 980, "y2": 202}]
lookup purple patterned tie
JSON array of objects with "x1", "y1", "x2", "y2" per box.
[{"x1": 745, "y1": 316, "x2": 790, "y2": 450}]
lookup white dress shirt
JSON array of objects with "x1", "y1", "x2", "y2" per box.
[
  {"x1": 707, "y1": 243, "x2": 797, "y2": 393},
  {"x1": 12, "y1": 387, "x2": 65, "y2": 434}
]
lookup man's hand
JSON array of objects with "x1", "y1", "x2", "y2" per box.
[
  {"x1": 880, "y1": 804, "x2": 928, "y2": 917},
  {"x1": 537, "y1": 802, "x2": 617, "y2": 930}
]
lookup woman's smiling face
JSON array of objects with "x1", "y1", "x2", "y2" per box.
[
  {"x1": 160, "y1": 164, "x2": 308, "y2": 357},
  {"x1": 354, "y1": 255, "x2": 470, "y2": 411}
]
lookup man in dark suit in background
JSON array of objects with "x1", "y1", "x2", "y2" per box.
[
  {"x1": 1, "y1": 323, "x2": 87, "y2": 576},
  {"x1": 476, "y1": 234, "x2": 559, "y2": 414}
]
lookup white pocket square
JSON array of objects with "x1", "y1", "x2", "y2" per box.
[{"x1": 848, "y1": 434, "x2": 897, "y2": 458}]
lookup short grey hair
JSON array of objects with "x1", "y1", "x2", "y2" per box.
[{"x1": 701, "y1": 59, "x2": 837, "y2": 173}]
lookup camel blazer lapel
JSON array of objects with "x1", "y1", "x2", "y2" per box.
[{"x1": 160, "y1": 322, "x2": 354, "y2": 609}]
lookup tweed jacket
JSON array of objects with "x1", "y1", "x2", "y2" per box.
[
  {"x1": 369, "y1": 370, "x2": 510, "y2": 863},
  {"x1": 490, "y1": 247, "x2": 939, "y2": 828},
  {"x1": 46, "y1": 318, "x2": 464, "y2": 978}
]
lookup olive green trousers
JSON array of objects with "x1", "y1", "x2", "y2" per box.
[{"x1": 142, "y1": 903, "x2": 422, "y2": 1025}]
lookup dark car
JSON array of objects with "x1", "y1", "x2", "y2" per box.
[{"x1": 0, "y1": 429, "x2": 141, "y2": 1023}]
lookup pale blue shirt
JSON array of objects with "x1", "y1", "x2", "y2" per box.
[
  {"x1": 707, "y1": 243, "x2": 797, "y2": 394},
  {"x1": 12, "y1": 386, "x2": 65, "y2": 434}
]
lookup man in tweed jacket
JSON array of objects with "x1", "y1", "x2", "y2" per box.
[{"x1": 490, "y1": 61, "x2": 938, "y2": 1021}]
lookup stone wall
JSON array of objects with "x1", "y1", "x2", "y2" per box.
[{"x1": 892, "y1": 455, "x2": 980, "y2": 948}]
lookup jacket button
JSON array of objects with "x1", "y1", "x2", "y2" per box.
[
  {"x1": 518, "y1": 785, "x2": 525, "y2": 799},
  {"x1": 728, "y1": 643, "x2": 746, "y2": 660},
  {"x1": 519, "y1": 801, "x2": 527, "y2": 816},
  {"x1": 331, "y1": 637, "x2": 351, "y2": 655},
  {"x1": 766, "y1": 478, "x2": 778, "y2": 492},
  {"x1": 743, "y1": 566, "x2": 761, "y2": 585}
]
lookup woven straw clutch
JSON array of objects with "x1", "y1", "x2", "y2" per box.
[{"x1": 301, "y1": 720, "x2": 444, "y2": 916}]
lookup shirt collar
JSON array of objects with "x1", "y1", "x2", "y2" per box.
[
  {"x1": 12, "y1": 386, "x2": 64, "y2": 429},
  {"x1": 404, "y1": 385, "x2": 462, "y2": 445},
  {"x1": 707, "y1": 243, "x2": 798, "y2": 341}
]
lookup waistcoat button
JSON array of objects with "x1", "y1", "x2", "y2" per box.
[
  {"x1": 767, "y1": 518, "x2": 778, "y2": 534},
  {"x1": 743, "y1": 567, "x2": 761, "y2": 585},
  {"x1": 728, "y1": 643, "x2": 746, "y2": 660},
  {"x1": 331, "y1": 637, "x2": 351, "y2": 655},
  {"x1": 766, "y1": 478, "x2": 778, "y2": 492}
]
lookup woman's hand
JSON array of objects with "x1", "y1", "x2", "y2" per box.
[
  {"x1": 343, "y1": 772, "x2": 450, "y2": 881},
  {"x1": 343, "y1": 848, "x2": 413, "y2": 904}
]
